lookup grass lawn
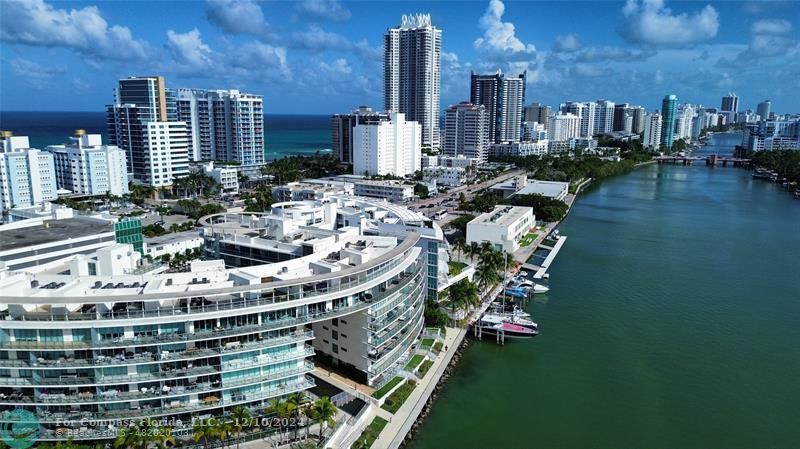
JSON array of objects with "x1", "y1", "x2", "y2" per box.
[
  {"x1": 433, "y1": 341, "x2": 444, "y2": 353},
  {"x1": 519, "y1": 232, "x2": 539, "y2": 247},
  {"x1": 417, "y1": 360, "x2": 434, "y2": 378},
  {"x1": 351, "y1": 416, "x2": 388, "y2": 449},
  {"x1": 381, "y1": 380, "x2": 417, "y2": 414},
  {"x1": 404, "y1": 354, "x2": 424, "y2": 371},
  {"x1": 420, "y1": 338, "x2": 434, "y2": 349},
  {"x1": 447, "y1": 261, "x2": 467, "y2": 275},
  {"x1": 372, "y1": 376, "x2": 403, "y2": 399}
]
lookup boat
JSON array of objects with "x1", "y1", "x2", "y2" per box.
[
  {"x1": 475, "y1": 314, "x2": 538, "y2": 339},
  {"x1": 503, "y1": 287, "x2": 529, "y2": 298},
  {"x1": 489, "y1": 302, "x2": 530, "y2": 318},
  {"x1": 509, "y1": 279, "x2": 550, "y2": 294}
]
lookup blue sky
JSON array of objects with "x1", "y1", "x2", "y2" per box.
[{"x1": 1, "y1": 0, "x2": 799, "y2": 114}]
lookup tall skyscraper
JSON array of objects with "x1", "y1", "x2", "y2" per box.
[
  {"x1": 46, "y1": 131, "x2": 129, "y2": 197},
  {"x1": 384, "y1": 14, "x2": 441, "y2": 147},
  {"x1": 660, "y1": 95, "x2": 678, "y2": 148},
  {"x1": 352, "y1": 112, "x2": 421, "y2": 177},
  {"x1": 757, "y1": 100, "x2": 771, "y2": 121},
  {"x1": 470, "y1": 71, "x2": 526, "y2": 143},
  {"x1": 332, "y1": 107, "x2": 392, "y2": 168},
  {"x1": 107, "y1": 76, "x2": 189, "y2": 186},
  {"x1": 643, "y1": 112, "x2": 663, "y2": 149},
  {"x1": 443, "y1": 102, "x2": 489, "y2": 162},
  {"x1": 168, "y1": 88, "x2": 264, "y2": 165},
  {"x1": 562, "y1": 102, "x2": 596, "y2": 137},
  {"x1": 524, "y1": 102, "x2": 551, "y2": 130},
  {"x1": 594, "y1": 100, "x2": 615, "y2": 135},
  {"x1": 676, "y1": 104, "x2": 695, "y2": 140},
  {"x1": 721, "y1": 92, "x2": 739, "y2": 113},
  {"x1": 632, "y1": 106, "x2": 646, "y2": 134}
]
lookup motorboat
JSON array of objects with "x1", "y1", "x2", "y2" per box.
[
  {"x1": 475, "y1": 314, "x2": 538, "y2": 339},
  {"x1": 509, "y1": 280, "x2": 550, "y2": 294},
  {"x1": 503, "y1": 287, "x2": 529, "y2": 298}
]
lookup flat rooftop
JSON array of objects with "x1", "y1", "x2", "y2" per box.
[
  {"x1": 0, "y1": 217, "x2": 114, "y2": 252},
  {"x1": 470, "y1": 205, "x2": 532, "y2": 227},
  {"x1": 514, "y1": 180, "x2": 569, "y2": 198},
  {"x1": 144, "y1": 230, "x2": 202, "y2": 246}
]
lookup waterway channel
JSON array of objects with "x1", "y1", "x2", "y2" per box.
[{"x1": 408, "y1": 133, "x2": 800, "y2": 449}]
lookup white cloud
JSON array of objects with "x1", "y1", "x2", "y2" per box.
[
  {"x1": 474, "y1": 0, "x2": 536, "y2": 61},
  {"x1": 620, "y1": 0, "x2": 719, "y2": 46},
  {"x1": 166, "y1": 29, "x2": 216, "y2": 72},
  {"x1": 233, "y1": 42, "x2": 290, "y2": 78},
  {"x1": 291, "y1": 26, "x2": 352, "y2": 51},
  {"x1": 7, "y1": 58, "x2": 64, "y2": 88},
  {"x1": 206, "y1": 0, "x2": 269, "y2": 37},
  {"x1": 751, "y1": 19, "x2": 792, "y2": 35},
  {"x1": 553, "y1": 34, "x2": 582, "y2": 52},
  {"x1": 653, "y1": 69, "x2": 664, "y2": 84},
  {"x1": 574, "y1": 46, "x2": 655, "y2": 62},
  {"x1": 319, "y1": 58, "x2": 352, "y2": 75},
  {"x1": 0, "y1": 0, "x2": 151, "y2": 60},
  {"x1": 296, "y1": 0, "x2": 351, "y2": 22}
]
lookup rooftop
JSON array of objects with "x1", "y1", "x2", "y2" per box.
[
  {"x1": 0, "y1": 217, "x2": 114, "y2": 252},
  {"x1": 470, "y1": 205, "x2": 533, "y2": 227},
  {"x1": 514, "y1": 180, "x2": 569, "y2": 198},
  {"x1": 144, "y1": 230, "x2": 202, "y2": 246}
]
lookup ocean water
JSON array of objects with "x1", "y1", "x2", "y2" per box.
[
  {"x1": 0, "y1": 111, "x2": 331, "y2": 160},
  {"x1": 409, "y1": 133, "x2": 800, "y2": 449}
]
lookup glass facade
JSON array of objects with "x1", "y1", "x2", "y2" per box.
[{"x1": 114, "y1": 218, "x2": 143, "y2": 254}]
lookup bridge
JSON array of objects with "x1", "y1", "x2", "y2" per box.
[{"x1": 655, "y1": 154, "x2": 751, "y2": 167}]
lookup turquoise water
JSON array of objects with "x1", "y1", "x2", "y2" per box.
[
  {"x1": 0, "y1": 112, "x2": 331, "y2": 160},
  {"x1": 409, "y1": 134, "x2": 800, "y2": 449}
]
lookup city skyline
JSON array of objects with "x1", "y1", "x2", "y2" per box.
[{"x1": 1, "y1": 0, "x2": 799, "y2": 115}]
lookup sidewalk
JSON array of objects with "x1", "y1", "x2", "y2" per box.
[{"x1": 370, "y1": 327, "x2": 467, "y2": 449}]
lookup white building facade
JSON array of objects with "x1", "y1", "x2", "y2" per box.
[
  {"x1": 384, "y1": 14, "x2": 441, "y2": 147},
  {"x1": 46, "y1": 133, "x2": 129, "y2": 197},
  {"x1": 643, "y1": 112, "x2": 663, "y2": 149},
  {"x1": 466, "y1": 205, "x2": 535, "y2": 253},
  {"x1": 0, "y1": 135, "x2": 58, "y2": 213},
  {"x1": 548, "y1": 113, "x2": 581, "y2": 141},
  {"x1": 352, "y1": 112, "x2": 421, "y2": 177},
  {"x1": 443, "y1": 102, "x2": 489, "y2": 162}
]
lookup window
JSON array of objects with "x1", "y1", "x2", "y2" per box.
[
  {"x1": 332, "y1": 344, "x2": 339, "y2": 354},
  {"x1": 322, "y1": 339, "x2": 329, "y2": 344},
  {"x1": 341, "y1": 333, "x2": 347, "y2": 339},
  {"x1": 332, "y1": 318, "x2": 338, "y2": 327},
  {"x1": 322, "y1": 325, "x2": 329, "y2": 331},
  {"x1": 332, "y1": 330, "x2": 338, "y2": 341},
  {"x1": 341, "y1": 347, "x2": 347, "y2": 352}
]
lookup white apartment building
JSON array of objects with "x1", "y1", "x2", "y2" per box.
[
  {"x1": 643, "y1": 112, "x2": 663, "y2": 149},
  {"x1": 192, "y1": 161, "x2": 239, "y2": 195},
  {"x1": 675, "y1": 104, "x2": 695, "y2": 141},
  {"x1": 45, "y1": 132, "x2": 129, "y2": 197},
  {"x1": 352, "y1": 180, "x2": 415, "y2": 202},
  {"x1": 0, "y1": 134, "x2": 58, "y2": 213},
  {"x1": 548, "y1": 113, "x2": 581, "y2": 141},
  {"x1": 487, "y1": 141, "x2": 549, "y2": 158},
  {"x1": 466, "y1": 205, "x2": 535, "y2": 253},
  {"x1": 140, "y1": 122, "x2": 190, "y2": 187},
  {"x1": 169, "y1": 88, "x2": 265, "y2": 165},
  {"x1": 353, "y1": 112, "x2": 421, "y2": 177},
  {"x1": 438, "y1": 155, "x2": 480, "y2": 168},
  {"x1": 594, "y1": 100, "x2": 615, "y2": 136},
  {"x1": 273, "y1": 180, "x2": 352, "y2": 202},
  {"x1": 385, "y1": 14, "x2": 441, "y2": 147},
  {"x1": 562, "y1": 102, "x2": 596, "y2": 137},
  {"x1": 423, "y1": 166, "x2": 467, "y2": 187},
  {"x1": 443, "y1": 102, "x2": 489, "y2": 162}
]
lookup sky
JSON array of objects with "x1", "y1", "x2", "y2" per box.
[{"x1": 1, "y1": 0, "x2": 799, "y2": 115}]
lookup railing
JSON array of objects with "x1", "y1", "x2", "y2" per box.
[{"x1": 368, "y1": 316, "x2": 424, "y2": 377}]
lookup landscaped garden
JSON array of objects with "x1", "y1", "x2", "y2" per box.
[
  {"x1": 372, "y1": 376, "x2": 403, "y2": 399},
  {"x1": 420, "y1": 338, "x2": 434, "y2": 349},
  {"x1": 381, "y1": 380, "x2": 417, "y2": 413},
  {"x1": 447, "y1": 261, "x2": 467, "y2": 275},
  {"x1": 351, "y1": 416, "x2": 388, "y2": 449},
  {"x1": 417, "y1": 360, "x2": 434, "y2": 378},
  {"x1": 433, "y1": 341, "x2": 444, "y2": 353},
  {"x1": 404, "y1": 354, "x2": 424, "y2": 371},
  {"x1": 520, "y1": 232, "x2": 539, "y2": 247}
]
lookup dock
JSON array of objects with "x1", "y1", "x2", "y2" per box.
[{"x1": 522, "y1": 235, "x2": 568, "y2": 279}]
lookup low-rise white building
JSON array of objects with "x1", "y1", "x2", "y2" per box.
[
  {"x1": 466, "y1": 205, "x2": 535, "y2": 253},
  {"x1": 487, "y1": 141, "x2": 549, "y2": 158},
  {"x1": 143, "y1": 230, "x2": 204, "y2": 260},
  {"x1": 273, "y1": 181, "x2": 352, "y2": 202},
  {"x1": 353, "y1": 179, "x2": 414, "y2": 202},
  {"x1": 46, "y1": 131, "x2": 129, "y2": 197},
  {"x1": 192, "y1": 161, "x2": 239, "y2": 195},
  {"x1": 514, "y1": 179, "x2": 569, "y2": 201},
  {"x1": 423, "y1": 166, "x2": 467, "y2": 187}
]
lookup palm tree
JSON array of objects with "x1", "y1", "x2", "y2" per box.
[
  {"x1": 151, "y1": 426, "x2": 175, "y2": 449},
  {"x1": 192, "y1": 418, "x2": 215, "y2": 449},
  {"x1": 302, "y1": 403, "x2": 317, "y2": 440},
  {"x1": 451, "y1": 238, "x2": 466, "y2": 263},
  {"x1": 467, "y1": 242, "x2": 480, "y2": 263},
  {"x1": 212, "y1": 418, "x2": 233, "y2": 449},
  {"x1": 311, "y1": 397, "x2": 337, "y2": 442},
  {"x1": 229, "y1": 406, "x2": 251, "y2": 449},
  {"x1": 475, "y1": 260, "x2": 500, "y2": 291},
  {"x1": 286, "y1": 392, "x2": 307, "y2": 440}
]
